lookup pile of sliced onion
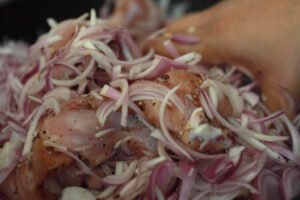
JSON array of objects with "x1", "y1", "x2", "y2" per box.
[{"x1": 0, "y1": 4, "x2": 300, "y2": 200}]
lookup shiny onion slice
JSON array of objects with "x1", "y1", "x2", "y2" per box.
[
  {"x1": 200, "y1": 146, "x2": 244, "y2": 183},
  {"x1": 171, "y1": 34, "x2": 200, "y2": 45},
  {"x1": 252, "y1": 169, "x2": 282, "y2": 200},
  {"x1": 146, "y1": 161, "x2": 177, "y2": 200},
  {"x1": 280, "y1": 167, "x2": 300, "y2": 200}
]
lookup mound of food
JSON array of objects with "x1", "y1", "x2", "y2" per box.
[{"x1": 0, "y1": 1, "x2": 299, "y2": 200}]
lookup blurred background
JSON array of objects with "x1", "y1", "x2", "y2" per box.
[{"x1": 0, "y1": 0, "x2": 220, "y2": 43}]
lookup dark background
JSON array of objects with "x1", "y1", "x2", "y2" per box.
[{"x1": 0, "y1": 0, "x2": 220, "y2": 43}]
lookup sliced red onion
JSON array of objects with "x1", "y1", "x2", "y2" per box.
[
  {"x1": 231, "y1": 152, "x2": 267, "y2": 183},
  {"x1": 191, "y1": 190, "x2": 211, "y2": 200},
  {"x1": 129, "y1": 80, "x2": 185, "y2": 114},
  {"x1": 96, "y1": 100, "x2": 115, "y2": 126},
  {"x1": 200, "y1": 146, "x2": 244, "y2": 183},
  {"x1": 174, "y1": 52, "x2": 201, "y2": 65},
  {"x1": 171, "y1": 34, "x2": 200, "y2": 45},
  {"x1": 20, "y1": 63, "x2": 39, "y2": 84},
  {"x1": 176, "y1": 139, "x2": 225, "y2": 160},
  {"x1": 248, "y1": 110, "x2": 284, "y2": 125},
  {"x1": 159, "y1": 86, "x2": 192, "y2": 160},
  {"x1": 253, "y1": 169, "x2": 281, "y2": 200},
  {"x1": 111, "y1": 65, "x2": 122, "y2": 80},
  {"x1": 102, "y1": 160, "x2": 137, "y2": 185},
  {"x1": 120, "y1": 29, "x2": 142, "y2": 59},
  {"x1": 110, "y1": 79, "x2": 129, "y2": 111},
  {"x1": 108, "y1": 49, "x2": 154, "y2": 69},
  {"x1": 267, "y1": 143, "x2": 300, "y2": 166},
  {"x1": 218, "y1": 67, "x2": 236, "y2": 83},
  {"x1": 101, "y1": 81, "x2": 129, "y2": 127},
  {"x1": 28, "y1": 35, "x2": 62, "y2": 58},
  {"x1": 280, "y1": 115, "x2": 300, "y2": 156},
  {"x1": 215, "y1": 180, "x2": 258, "y2": 194},
  {"x1": 201, "y1": 91, "x2": 287, "y2": 164},
  {"x1": 229, "y1": 118, "x2": 289, "y2": 142},
  {"x1": 238, "y1": 80, "x2": 259, "y2": 92},
  {"x1": 201, "y1": 79, "x2": 244, "y2": 116},
  {"x1": 51, "y1": 59, "x2": 95, "y2": 87},
  {"x1": 163, "y1": 40, "x2": 179, "y2": 58},
  {"x1": 73, "y1": 24, "x2": 112, "y2": 44},
  {"x1": 146, "y1": 161, "x2": 177, "y2": 200},
  {"x1": 293, "y1": 114, "x2": 300, "y2": 130},
  {"x1": 19, "y1": 74, "x2": 46, "y2": 113},
  {"x1": 80, "y1": 40, "x2": 117, "y2": 59},
  {"x1": 241, "y1": 91, "x2": 260, "y2": 107},
  {"x1": 100, "y1": 84, "x2": 144, "y2": 118},
  {"x1": 280, "y1": 167, "x2": 300, "y2": 200},
  {"x1": 22, "y1": 98, "x2": 60, "y2": 155},
  {"x1": 42, "y1": 87, "x2": 72, "y2": 101},
  {"x1": 178, "y1": 162, "x2": 196, "y2": 200},
  {"x1": 22, "y1": 106, "x2": 38, "y2": 126},
  {"x1": 129, "y1": 56, "x2": 173, "y2": 80}
]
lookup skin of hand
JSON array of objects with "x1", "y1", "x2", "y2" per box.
[{"x1": 144, "y1": 0, "x2": 300, "y2": 116}]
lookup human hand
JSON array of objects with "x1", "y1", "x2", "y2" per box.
[{"x1": 145, "y1": 0, "x2": 300, "y2": 115}]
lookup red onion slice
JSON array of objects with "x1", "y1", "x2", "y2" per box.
[
  {"x1": 159, "y1": 86, "x2": 192, "y2": 160},
  {"x1": 102, "y1": 160, "x2": 137, "y2": 185},
  {"x1": 171, "y1": 34, "x2": 200, "y2": 45},
  {"x1": 253, "y1": 169, "x2": 282, "y2": 200},
  {"x1": 129, "y1": 56, "x2": 173, "y2": 80},
  {"x1": 178, "y1": 161, "x2": 196, "y2": 200},
  {"x1": 201, "y1": 90, "x2": 287, "y2": 164},
  {"x1": 163, "y1": 40, "x2": 179, "y2": 58},
  {"x1": 200, "y1": 146, "x2": 244, "y2": 183},
  {"x1": 22, "y1": 98, "x2": 60, "y2": 155},
  {"x1": 248, "y1": 111, "x2": 284, "y2": 124},
  {"x1": 231, "y1": 152, "x2": 267, "y2": 183},
  {"x1": 129, "y1": 80, "x2": 185, "y2": 114},
  {"x1": 280, "y1": 167, "x2": 300, "y2": 200},
  {"x1": 146, "y1": 161, "x2": 177, "y2": 200},
  {"x1": 267, "y1": 143, "x2": 300, "y2": 166},
  {"x1": 51, "y1": 59, "x2": 95, "y2": 87},
  {"x1": 280, "y1": 115, "x2": 300, "y2": 156}
]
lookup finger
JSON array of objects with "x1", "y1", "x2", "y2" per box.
[
  {"x1": 143, "y1": 0, "x2": 235, "y2": 64},
  {"x1": 143, "y1": 14, "x2": 226, "y2": 65}
]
